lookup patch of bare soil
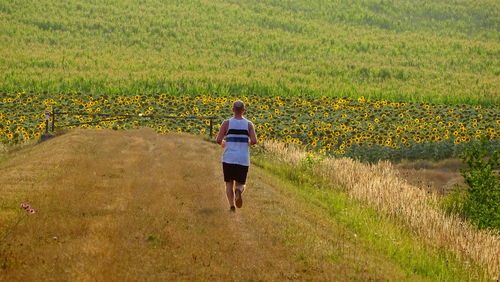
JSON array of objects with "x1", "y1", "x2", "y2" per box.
[{"x1": 395, "y1": 159, "x2": 466, "y2": 195}]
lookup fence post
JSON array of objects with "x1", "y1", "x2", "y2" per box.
[
  {"x1": 41, "y1": 110, "x2": 53, "y2": 141},
  {"x1": 209, "y1": 118, "x2": 213, "y2": 138},
  {"x1": 45, "y1": 111, "x2": 50, "y2": 133},
  {"x1": 51, "y1": 108, "x2": 55, "y2": 132}
]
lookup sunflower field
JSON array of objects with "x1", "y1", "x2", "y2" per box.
[{"x1": 1, "y1": 92, "x2": 498, "y2": 161}]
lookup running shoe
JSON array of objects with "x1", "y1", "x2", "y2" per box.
[{"x1": 235, "y1": 189, "x2": 243, "y2": 208}]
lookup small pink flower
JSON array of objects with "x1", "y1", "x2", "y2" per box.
[
  {"x1": 29, "y1": 209, "x2": 36, "y2": 214},
  {"x1": 20, "y1": 203, "x2": 26, "y2": 209}
]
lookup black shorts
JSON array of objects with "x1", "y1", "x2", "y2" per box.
[{"x1": 222, "y1": 162, "x2": 249, "y2": 184}]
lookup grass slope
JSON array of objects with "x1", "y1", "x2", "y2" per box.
[
  {"x1": 0, "y1": 130, "x2": 486, "y2": 280},
  {"x1": 0, "y1": 0, "x2": 499, "y2": 104}
]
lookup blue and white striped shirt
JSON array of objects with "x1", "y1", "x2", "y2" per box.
[{"x1": 222, "y1": 117, "x2": 250, "y2": 166}]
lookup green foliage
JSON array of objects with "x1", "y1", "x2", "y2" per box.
[
  {"x1": 1, "y1": 93, "x2": 498, "y2": 163},
  {"x1": 444, "y1": 138, "x2": 499, "y2": 231},
  {"x1": 299, "y1": 152, "x2": 323, "y2": 169},
  {"x1": 345, "y1": 140, "x2": 499, "y2": 163},
  {"x1": 459, "y1": 138, "x2": 500, "y2": 230},
  {"x1": 442, "y1": 186, "x2": 467, "y2": 218},
  {"x1": 0, "y1": 0, "x2": 499, "y2": 103}
]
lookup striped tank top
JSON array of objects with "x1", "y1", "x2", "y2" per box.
[{"x1": 222, "y1": 117, "x2": 250, "y2": 166}]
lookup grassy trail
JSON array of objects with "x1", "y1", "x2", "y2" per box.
[{"x1": 0, "y1": 130, "x2": 480, "y2": 280}]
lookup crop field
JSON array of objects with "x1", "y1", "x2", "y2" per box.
[
  {"x1": 1, "y1": 0, "x2": 500, "y2": 280},
  {"x1": 1, "y1": 92, "x2": 498, "y2": 161},
  {"x1": 0, "y1": 0, "x2": 499, "y2": 104}
]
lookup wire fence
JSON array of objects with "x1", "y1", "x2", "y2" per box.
[{"x1": 42, "y1": 109, "x2": 219, "y2": 139}]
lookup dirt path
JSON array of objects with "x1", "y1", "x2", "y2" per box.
[{"x1": 1, "y1": 129, "x2": 409, "y2": 281}]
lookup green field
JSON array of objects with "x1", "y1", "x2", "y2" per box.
[
  {"x1": 0, "y1": 0, "x2": 499, "y2": 104},
  {"x1": 1, "y1": 2, "x2": 499, "y2": 279}
]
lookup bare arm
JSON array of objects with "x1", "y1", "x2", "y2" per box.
[
  {"x1": 215, "y1": 120, "x2": 229, "y2": 145},
  {"x1": 248, "y1": 122, "x2": 258, "y2": 146}
]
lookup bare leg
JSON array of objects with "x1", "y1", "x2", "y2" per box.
[
  {"x1": 225, "y1": 181, "x2": 235, "y2": 207},
  {"x1": 234, "y1": 182, "x2": 245, "y2": 208},
  {"x1": 235, "y1": 183, "x2": 245, "y2": 194}
]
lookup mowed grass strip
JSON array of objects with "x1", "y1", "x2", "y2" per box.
[
  {"x1": 1, "y1": 129, "x2": 246, "y2": 280},
  {"x1": 2, "y1": 129, "x2": 449, "y2": 281}
]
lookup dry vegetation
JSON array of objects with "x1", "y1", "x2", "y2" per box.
[
  {"x1": 395, "y1": 159, "x2": 465, "y2": 195},
  {"x1": 262, "y1": 140, "x2": 499, "y2": 278},
  {"x1": 0, "y1": 129, "x2": 439, "y2": 280}
]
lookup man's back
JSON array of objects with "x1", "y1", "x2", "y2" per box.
[{"x1": 223, "y1": 117, "x2": 251, "y2": 167}]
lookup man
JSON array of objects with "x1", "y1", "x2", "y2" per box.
[{"x1": 215, "y1": 100, "x2": 258, "y2": 212}]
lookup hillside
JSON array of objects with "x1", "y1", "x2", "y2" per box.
[
  {"x1": 0, "y1": 0, "x2": 499, "y2": 103},
  {"x1": 0, "y1": 129, "x2": 493, "y2": 280}
]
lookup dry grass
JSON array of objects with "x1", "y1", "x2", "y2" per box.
[
  {"x1": 395, "y1": 159, "x2": 465, "y2": 195},
  {"x1": 262, "y1": 140, "x2": 500, "y2": 279},
  {"x1": 0, "y1": 129, "x2": 421, "y2": 280}
]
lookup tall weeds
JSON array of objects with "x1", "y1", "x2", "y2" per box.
[{"x1": 261, "y1": 140, "x2": 499, "y2": 279}]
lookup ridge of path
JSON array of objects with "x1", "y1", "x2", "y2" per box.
[{"x1": 1, "y1": 129, "x2": 410, "y2": 281}]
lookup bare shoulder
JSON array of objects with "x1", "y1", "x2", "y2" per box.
[{"x1": 248, "y1": 121, "x2": 257, "y2": 132}]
